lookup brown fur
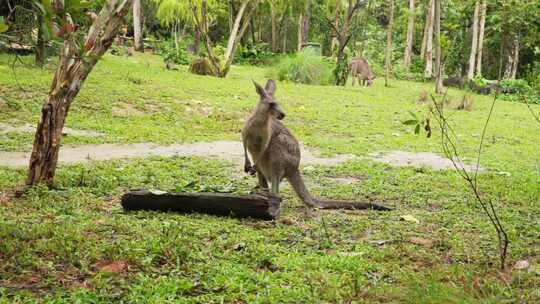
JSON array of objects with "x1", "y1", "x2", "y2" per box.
[
  {"x1": 349, "y1": 57, "x2": 375, "y2": 86},
  {"x1": 242, "y1": 80, "x2": 390, "y2": 212}
]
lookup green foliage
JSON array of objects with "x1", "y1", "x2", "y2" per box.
[
  {"x1": 472, "y1": 75, "x2": 489, "y2": 88},
  {"x1": 156, "y1": 40, "x2": 190, "y2": 65},
  {"x1": 234, "y1": 43, "x2": 277, "y2": 66},
  {"x1": 269, "y1": 48, "x2": 334, "y2": 85},
  {"x1": 499, "y1": 79, "x2": 540, "y2": 104}
]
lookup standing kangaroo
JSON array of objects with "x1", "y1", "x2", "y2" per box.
[{"x1": 242, "y1": 79, "x2": 390, "y2": 211}]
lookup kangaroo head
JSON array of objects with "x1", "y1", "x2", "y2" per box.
[{"x1": 253, "y1": 79, "x2": 286, "y2": 120}]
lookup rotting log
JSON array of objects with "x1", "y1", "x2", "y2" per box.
[{"x1": 121, "y1": 190, "x2": 282, "y2": 220}]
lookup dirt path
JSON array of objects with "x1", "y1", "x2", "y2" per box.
[
  {"x1": 0, "y1": 141, "x2": 356, "y2": 168},
  {"x1": 0, "y1": 140, "x2": 483, "y2": 172}
]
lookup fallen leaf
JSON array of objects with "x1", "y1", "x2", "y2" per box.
[
  {"x1": 409, "y1": 237, "x2": 433, "y2": 248},
  {"x1": 93, "y1": 260, "x2": 128, "y2": 273},
  {"x1": 400, "y1": 215, "x2": 420, "y2": 223},
  {"x1": 513, "y1": 260, "x2": 530, "y2": 270}
]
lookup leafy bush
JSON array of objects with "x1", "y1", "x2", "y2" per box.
[
  {"x1": 156, "y1": 40, "x2": 189, "y2": 65},
  {"x1": 501, "y1": 79, "x2": 533, "y2": 95},
  {"x1": 269, "y1": 49, "x2": 334, "y2": 85},
  {"x1": 235, "y1": 43, "x2": 277, "y2": 66},
  {"x1": 499, "y1": 79, "x2": 540, "y2": 104}
]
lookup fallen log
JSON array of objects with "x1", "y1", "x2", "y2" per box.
[{"x1": 121, "y1": 190, "x2": 281, "y2": 220}]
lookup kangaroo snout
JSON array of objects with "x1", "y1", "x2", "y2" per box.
[{"x1": 277, "y1": 112, "x2": 286, "y2": 120}]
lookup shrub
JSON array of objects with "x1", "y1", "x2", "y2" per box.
[
  {"x1": 499, "y1": 79, "x2": 540, "y2": 104},
  {"x1": 234, "y1": 43, "x2": 276, "y2": 66},
  {"x1": 156, "y1": 40, "x2": 190, "y2": 65},
  {"x1": 269, "y1": 49, "x2": 334, "y2": 85}
]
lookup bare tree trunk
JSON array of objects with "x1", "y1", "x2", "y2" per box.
[
  {"x1": 331, "y1": 0, "x2": 341, "y2": 53},
  {"x1": 475, "y1": 0, "x2": 486, "y2": 76},
  {"x1": 420, "y1": 0, "x2": 433, "y2": 59},
  {"x1": 193, "y1": 29, "x2": 200, "y2": 54},
  {"x1": 403, "y1": 0, "x2": 415, "y2": 69},
  {"x1": 333, "y1": 0, "x2": 364, "y2": 86},
  {"x1": 133, "y1": 0, "x2": 143, "y2": 51},
  {"x1": 298, "y1": 0, "x2": 311, "y2": 51},
  {"x1": 271, "y1": 2, "x2": 277, "y2": 52},
  {"x1": 27, "y1": 0, "x2": 133, "y2": 187},
  {"x1": 35, "y1": 14, "x2": 46, "y2": 67},
  {"x1": 424, "y1": 0, "x2": 434, "y2": 78},
  {"x1": 434, "y1": 0, "x2": 443, "y2": 93},
  {"x1": 385, "y1": 0, "x2": 395, "y2": 87},
  {"x1": 221, "y1": 1, "x2": 254, "y2": 76},
  {"x1": 228, "y1": 0, "x2": 234, "y2": 34},
  {"x1": 511, "y1": 36, "x2": 519, "y2": 79},
  {"x1": 282, "y1": 11, "x2": 288, "y2": 53},
  {"x1": 467, "y1": 0, "x2": 480, "y2": 80},
  {"x1": 297, "y1": 12, "x2": 304, "y2": 51}
]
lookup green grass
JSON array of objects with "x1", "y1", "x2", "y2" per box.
[{"x1": 0, "y1": 53, "x2": 539, "y2": 303}]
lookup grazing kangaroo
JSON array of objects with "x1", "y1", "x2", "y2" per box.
[
  {"x1": 242, "y1": 79, "x2": 390, "y2": 211},
  {"x1": 349, "y1": 57, "x2": 375, "y2": 86}
]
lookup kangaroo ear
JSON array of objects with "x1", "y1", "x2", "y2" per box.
[
  {"x1": 252, "y1": 80, "x2": 267, "y2": 98},
  {"x1": 265, "y1": 79, "x2": 276, "y2": 96}
]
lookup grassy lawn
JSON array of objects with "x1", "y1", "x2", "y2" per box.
[{"x1": 0, "y1": 53, "x2": 539, "y2": 303}]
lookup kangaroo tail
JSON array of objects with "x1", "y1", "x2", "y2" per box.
[{"x1": 287, "y1": 171, "x2": 391, "y2": 211}]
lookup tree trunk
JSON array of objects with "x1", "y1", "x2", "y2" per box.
[
  {"x1": 511, "y1": 36, "x2": 519, "y2": 79},
  {"x1": 282, "y1": 11, "x2": 288, "y2": 53},
  {"x1": 403, "y1": 0, "x2": 415, "y2": 69},
  {"x1": 385, "y1": 0, "x2": 395, "y2": 87},
  {"x1": 298, "y1": 12, "x2": 304, "y2": 51},
  {"x1": 35, "y1": 14, "x2": 46, "y2": 67},
  {"x1": 302, "y1": 0, "x2": 311, "y2": 48},
  {"x1": 331, "y1": 0, "x2": 341, "y2": 53},
  {"x1": 221, "y1": 1, "x2": 254, "y2": 76},
  {"x1": 193, "y1": 29, "x2": 201, "y2": 54},
  {"x1": 475, "y1": 0, "x2": 486, "y2": 76},
  {"x1": 420, "y1": 0, "x2": 433, "y2": 59},
  {"x1": 27, "y1": 0, "x2": 133, "y2": 187},
  {"x1": 228, "y1": 0, "x2": 235, "y2": 34},
  {"x1": 271, "y1": 3, "x2": 277, "y2": 52},
  {"x1": 424, "y1": 0, "x2": 434, "y2": 78},
  {"x1": 333, "y1": 0, "x2": 364, "y2": 86},
  {"x1": 434, "y1": 0, "x2": 443, "y2": 93},
  {"x1": 467, "y1": 0, "x2": 480, "y2": 80},
  {"x1": 133, "y1": 0, "x2": 143, "y2": 51}
]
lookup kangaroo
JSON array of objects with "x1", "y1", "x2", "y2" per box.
[
  {"x1": 349, "y1": 57, "x2": 375, "y2": 86},
  {"x1": 242, "y1": 79, "x2": 390, "y2": 211}
]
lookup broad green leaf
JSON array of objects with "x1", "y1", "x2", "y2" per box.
[{"x1": 403, "y1": 119, "x2": 418, "y2": 125}]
